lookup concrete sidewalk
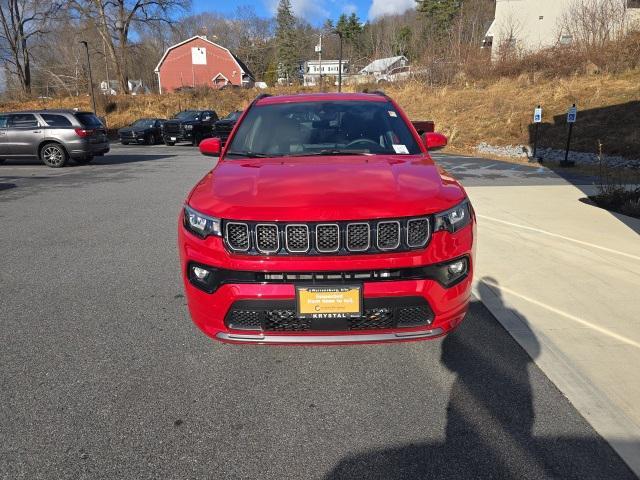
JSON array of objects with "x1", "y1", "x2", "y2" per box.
[{"x1": 466, "y1": 183, "x2": 640, "y2": 475}]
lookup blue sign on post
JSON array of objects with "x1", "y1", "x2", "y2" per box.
[
  {"x1": 567, "y1": 105, "x2": 577, "y2": 123},
  {"x1": 534, "y1": 107, "x2": 542, "y2": 123}
]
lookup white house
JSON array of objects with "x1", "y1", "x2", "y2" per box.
[
  {"x1": 303, "y1": 60, "x2": 349, "y2": 86},
  {"x1": 484, "y1": 0, "x2": 640, "y2": 59}
]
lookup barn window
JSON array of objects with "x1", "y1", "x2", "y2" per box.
[{"x1": 192, "y1": 47, "x2": 207, "y2": 65}]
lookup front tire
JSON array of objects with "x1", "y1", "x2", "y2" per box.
[
  {"x1": 121, "y1": 141, "x2": 129, "y2": 145},
  {"x1": 164, "y1": 140, "x2": 175, "y2": 146},
  {"x1": 40, "y1": 143, "x2": 67, "y2": 168}
]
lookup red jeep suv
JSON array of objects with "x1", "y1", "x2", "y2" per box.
[{"x1": 178, "y1": 92, "x2": 476, "y2": 344}]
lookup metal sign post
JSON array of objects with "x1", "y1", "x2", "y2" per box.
[
  {"x1": 533, "y1": 105, "x2": 542, "y2": 161},
  {"x1": 561, "y1": 104, "x2": 577, "y2": 167}
]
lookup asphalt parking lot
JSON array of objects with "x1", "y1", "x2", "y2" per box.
[{"x1": 0, "y1": 144, "x2": 635, "y2": 479}]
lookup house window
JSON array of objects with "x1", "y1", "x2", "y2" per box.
[
  {"x1": 560, "y1": 34, "x2": 573, "y2": 45},
  {"x1": 627, "y1": 0, "x2": 640, "y2": 7},
  {"x1": 539, "y1": 15, "x2": 544, "y2": 20}
]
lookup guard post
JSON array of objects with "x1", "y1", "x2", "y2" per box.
[
  {"x1": 533, "y1": 105, "x2": 542, "y2": 162},
  {"x1": 561, "y1": 104, "x2": 577, "y2": 167}
]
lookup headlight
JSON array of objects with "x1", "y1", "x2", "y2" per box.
[
  {"x1": 183, "y1": 205, "x2": 221, "y2": 238},
  {"x1": 184, "y1": 124, "x2": 193, "y2": 130},
  {"x1": 434, "y1": 200, "x2": 472, "y2": 233}
]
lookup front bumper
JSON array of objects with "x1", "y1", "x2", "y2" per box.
[
  {"x1": 163, "y1": 131, "x2": 192, "y2": 143},
  {"x1": 179, "y1": 222, "x2": 475, "y2": 345}
]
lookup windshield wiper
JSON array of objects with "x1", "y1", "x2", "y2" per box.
[
  {"x1": 225, "y1": 150, "x2": 271, "y2": 158},
  {"x1": 285, "y1": 149, "x2": 372, "y2": 157}
]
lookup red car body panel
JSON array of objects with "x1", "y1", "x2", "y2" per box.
[{"x1": 179, "y1": 92, "x2": 476, "y2": 345}]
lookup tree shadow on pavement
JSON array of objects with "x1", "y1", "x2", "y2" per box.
[{"x1": 325, "y1": 277, "x2": 637, "y2": 480}]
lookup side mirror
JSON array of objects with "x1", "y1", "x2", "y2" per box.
[
  {"x1": 423, "y1": 132, "x2": 448, "y2": 151},
  {"x1": 199, "y1": 137, "x2": 221, "y2": 157}
]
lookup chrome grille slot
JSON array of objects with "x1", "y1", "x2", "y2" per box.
[
  {"x1": 346, "y1": 223, "x2": 370, "y2": 251},
  {"x1": 407, "y1": 218, "x2": 430, "y2": 247},
  {"x1": 377, "y1": 221, "x2": 400, "y2": 250},
  {"x1": 225, "y1": 222, "x2": 250, "y2": 251},
  {"x1": 285, "y1": 224, "x2": 310, "y2": 253},
  {"x1": 316, "y1": 224, "x2": 340, "y2": 252},
  {"x1": 255, "y1": 224, "x2": 279, "y2": 253}
]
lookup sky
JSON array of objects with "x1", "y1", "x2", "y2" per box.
[{"x1": 192, "y1": 0, "x2": 416, "y2": 24}]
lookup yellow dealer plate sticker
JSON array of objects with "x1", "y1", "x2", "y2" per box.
[{"x1": 296, "y1": 286, "x2": 363, "y2": 319}]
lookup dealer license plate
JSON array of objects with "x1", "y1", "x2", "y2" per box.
[{"x1": 296, "y1": 286, "x2": 362, "y2": 319}]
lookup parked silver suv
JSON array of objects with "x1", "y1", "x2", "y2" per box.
[{"x1": 0, "y1": 110, "x2": 110, "y2": 168}]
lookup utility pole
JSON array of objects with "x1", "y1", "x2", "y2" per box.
[
  {"x1": 336, "y1": 30, "x2": 343, "y2": 92},
  {"x1": 317, "y1": 34, "x2": 322, "y2": 91},
  {"x1": 80, "y1": 41, "x2": 97, "y2": 114},
  {"x1": 103, "y1": 38, "x2": 110, "y2": 95}
]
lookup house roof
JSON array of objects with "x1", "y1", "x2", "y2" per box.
[
  {"x1": 359, "y1": 56, "x2": 407, "y2": 74},
  {"x1": 154, "y1": 35, "x2": 253, "y2": 80}
]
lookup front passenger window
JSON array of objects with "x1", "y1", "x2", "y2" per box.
[{"x1": 0, "y1": 115, "x2": 8, "y2": 128}]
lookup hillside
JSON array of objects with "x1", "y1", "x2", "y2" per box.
[{"x1": 2, "y1": 69, "x2": 638, "y2": 158}]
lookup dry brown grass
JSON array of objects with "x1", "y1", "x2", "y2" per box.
[{"x1": 2, "y1": 68, "x2": 638, "y2": 157}]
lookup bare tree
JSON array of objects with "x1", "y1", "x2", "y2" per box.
[
  {"x1": 69, "y1": 0, "x2": 188, "y2": 93},
  {"x1": 560, "y1": 0, "x2": 628, "y2": 50},
  {"x1": 0, "y1": 0, "x2": 61, "y2": 95}
]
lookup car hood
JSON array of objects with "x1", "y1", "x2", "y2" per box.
[{"x1": 188, "y1": 155, "x2": 466, "y2": 221}]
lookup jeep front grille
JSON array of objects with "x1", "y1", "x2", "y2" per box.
[{"x1": 222, "y1": 217, "x2": 431, "y2": 256}]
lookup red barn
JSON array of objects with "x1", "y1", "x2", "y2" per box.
[{"x1": 154, "y1": 36, "x2": 254, "y2": 93}]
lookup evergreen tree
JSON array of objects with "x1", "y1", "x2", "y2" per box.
[
  {"x1": 415, "y1": 0, "x2": 461, "y2": 33},
  {"x1": 275, "y1": 0, "x2": 299, "y2": 83}
]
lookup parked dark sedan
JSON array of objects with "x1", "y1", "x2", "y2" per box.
[
  {"x1": 118, "y1": 118, "x2": 165, "y2": 145},
  {"x1": 213, "y1": 110, "x2": 242, "y2": 145}
]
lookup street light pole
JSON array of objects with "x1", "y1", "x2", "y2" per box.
[
  {"x1": 80, "y1": 41, "x2": 97, "y2": 114},
  {"x1": 336, "y1": 31, "x2": 343, "y2": 93}
]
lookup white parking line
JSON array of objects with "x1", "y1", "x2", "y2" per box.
[
  {"x1": 479, "y1": 278, "x2": 640, "y2": 350},
  {"x1": 478, "y1": 214, "x2": 640, "y2": 262}
]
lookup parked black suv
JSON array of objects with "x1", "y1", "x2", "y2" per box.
[
  {"x1": 118, "y1": 118, "x2": 165, "y2": 145},
  {"x1": 212, "y1": 110, "x2": 242, "y2": 145},
  {"x1": 162, "y1": 110, "x2": 218, "y2": 146},
  {"x1": 0, "y1": 110, "x2": 109, "y2": 167}
]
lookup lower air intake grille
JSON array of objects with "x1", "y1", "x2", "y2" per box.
[{"x1": 225, "y1": 298, "x2": 434, "y2": 332}]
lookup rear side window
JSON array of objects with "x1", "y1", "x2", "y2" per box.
[
  {"x1": 41, "y1": 114, "x2": 72, "y2": 127},
  {"x1": 9, "y1": 114, "x2": 39, "y2": 128},
  {"x1": 74, "y1": 113, "x2": 103, "y2": 127}
]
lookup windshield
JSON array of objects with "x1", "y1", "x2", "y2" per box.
[
  {"x1": 226, "y1": 101, "x2": 421, "y2": 158},
  {"x1": 174, "y1": 111, "x2": 200, "y2": 121},
  {"x1": 132, "y1": 119, "x2": 155, "y2": 128}
]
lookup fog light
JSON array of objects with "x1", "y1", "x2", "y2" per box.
[
  {"x1": 436, "y1": 257, "x2": 469, "y2": 287},
  {"x1": 192, "y1": 266, "x2": 210, "y2": 280},
  {"x1": 448, "y1": 260, "x2": 466, "y2": 276}
]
